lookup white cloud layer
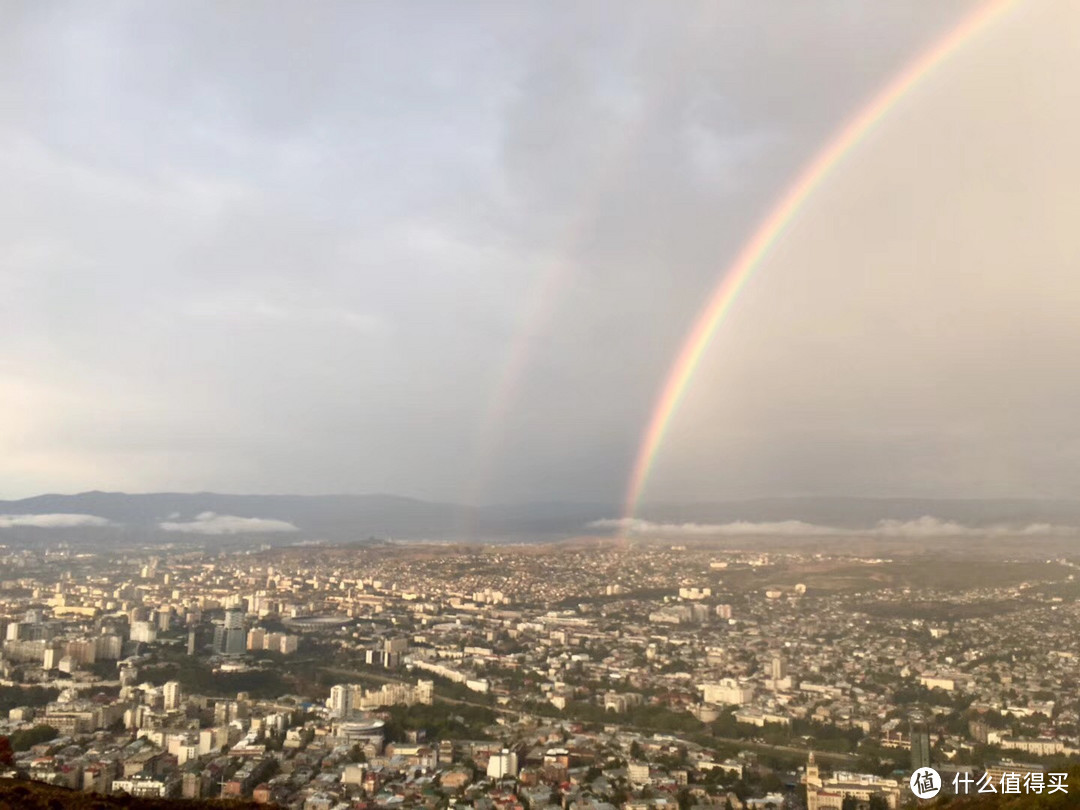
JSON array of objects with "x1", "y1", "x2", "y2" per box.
[
  {"x1": 0, "y1": 513, "x2": 111, "y2": 528},
  {"x1": 159, "y1": 512, "x2": 298, "y2": 535},
  {"x1": 590, "y1": 516, "x2": 1080, "y2": 538}
]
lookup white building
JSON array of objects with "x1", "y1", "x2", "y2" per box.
[
  {"x1": 112, "y1": 775, "x2": 173, "y2": 798},
  {"x1": 770, "y1": 655, "x2": 788, "y2": 680},
  {"x1": 999, "y1": 738, "x2": 1065, "y2": 756},
  {"x1": 679, "y1": 587, "x2": 712, "y2": 600},
  {"x1": 919, "y1": 675, "x2": 956, "y2": 692},
  {"x1": 43, "y1": 647, "x2": 60, "y2": 670},
  {"x1": 700, "y1": 678, "x2": 754, "y2": 705},
  {"x1": 163, "y1": 681, "x2": 182, "y2": 711},
  {"x1": 342, "y1": 764, "x2": 366, "y2": 785},
  {"x1": 628, "y1": 762, "x2": 651, "y2": 785},
  {"x1": 129, "y1": 621, "x2": 157, "y2": 644},
  {"x1": 416, "y1": 679, "x2": 434, "y2": 704},
  {"x1": 487, "y1": 749, "x2": 518, "y2": 779},
  {"x1": 329, "y1": 684, "x2": 352, "y2": 718},
  {"x1": 198, "y1": 726, "x2": 229, "y2": 756},
  {"x1": 804, "y1": 752, "x2": 899, "y2": 810}
]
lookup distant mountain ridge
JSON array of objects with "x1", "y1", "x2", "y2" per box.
[
  {"x1": 0, "y1": 490, "x2": 614, "y2": 542},
  {"x1": 2, "y1": 491, "x2": 1080, "y2": 545}
]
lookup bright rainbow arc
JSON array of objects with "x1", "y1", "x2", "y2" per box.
[{"x1": 622, "y1": 0, "x2": 1017, "y2": 526}]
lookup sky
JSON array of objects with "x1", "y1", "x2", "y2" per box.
[{"x1": 2, "y1": 1, "x2": 1078, "y2": 506}]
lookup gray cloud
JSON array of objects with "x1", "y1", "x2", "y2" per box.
[
  {"x1": 4, "y1": 2, "x2": 1079, "y2": 507},
  {"x1": 159, "y1": 512, "x2": 298, "y2": 535}
]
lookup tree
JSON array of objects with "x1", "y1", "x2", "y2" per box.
[
  {"x1": 0, "y1": 736, "x2": 13, "y2": 767},
  {"x1": 8, "y1": 725, "x2": 58, "y2": 752}
]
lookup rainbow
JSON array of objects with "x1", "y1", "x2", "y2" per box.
[
  {"x1": 465, "y1": 6, "x2": 722, "y2": 516},
  {"x1": 622, "y1": 0, "x2": 1017, "y2": 525}
]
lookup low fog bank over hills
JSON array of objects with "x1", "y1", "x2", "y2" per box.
[
  {"x1": 2, "y1": 492, "x2": 1080, "y2": 548},
  {"x1": 639, "y1": 497, "x2": 1080, "y2": 528},
  {"x1": 0, "y1": 491, "x2": 601, "y2": 545}
]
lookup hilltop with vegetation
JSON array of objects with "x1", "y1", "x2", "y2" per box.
[
  {"x1": 935, "y1": 767, "x2": 1080, "y2": 810},
  {"x1": 0, "y1": 778, "x2": 265, "y2": 809}
]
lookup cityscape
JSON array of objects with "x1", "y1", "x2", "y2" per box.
[
  {"x1": 0, "y1": 537, "x2": 1076, "y2": 807},
  {"x1": 5, "y1": 0, "x2": 1080, "y2": 808}
]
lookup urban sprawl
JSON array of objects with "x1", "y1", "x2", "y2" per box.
[{"x1": 0, "y1": 540, "x2": 1077, "y2": 809}]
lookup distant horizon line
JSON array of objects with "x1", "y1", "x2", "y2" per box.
[{"x1": 4, "y1": 489, "x2": 1080, "y2": 507}]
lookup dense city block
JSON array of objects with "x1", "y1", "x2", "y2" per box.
[{"x1": 0, "y1": 540, "x2": 1076, "y2": 809}]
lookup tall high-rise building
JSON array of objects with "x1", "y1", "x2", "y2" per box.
[
  {"x1": 969, "y1": 719, "x2": 989, "y2": 744},
  {"x1": 329, "y1": 684, "x2": 351, "y2": 718},
  {"x1": 910, "y1": 715, "x2": 931, "y2": 771},
  {"x1": 96, "y1": 634, "x2": 123, "y2": 660},
  {"x1": 43, "y1": 647, "x2": 60, "y2": 670},
  {"x1": 213, "y1": 625, "x2": 227, "y2": 654},
  {"x1": 226, "y1": 631, "x2": 246, "y2": 655},
  {"x1": 216, "y1": 610, "x2": 246, "y2": 655},
  {"x1": 770, "y1": 654, "x2": 788, "y2": 681},
  {"x1": 416, "y1": 680, "x2": 434, "y2": 705},
  {"x1": 163, "y1": 681, "x2": 182, "y2": 711},
  {"x1": 65, "y1": 639, "x2": 97, "y2": 665},
  {"x1": 247, "y1": 628, "x2": 266, "y2": 651}
]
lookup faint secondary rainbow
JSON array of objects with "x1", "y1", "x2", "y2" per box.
[
  {"x1": 621, "y1": 0, "x2": 1017, "y2": 527},
  {"x1": 463, "y1": 4, "x2": 723, "y2": 523}
]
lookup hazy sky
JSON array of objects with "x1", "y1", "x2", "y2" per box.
[{"x1": 3, "y1": 1, "x2": 1077, "y2": 505}]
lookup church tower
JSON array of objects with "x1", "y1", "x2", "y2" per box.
[{"x1": 805, "y1": 751, "x2": 822, "y2": 810}]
